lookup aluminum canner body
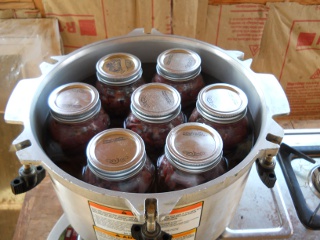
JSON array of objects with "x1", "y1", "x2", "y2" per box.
[{"x1": 4, "y1": 29, "x2": 290, "y2": 240}]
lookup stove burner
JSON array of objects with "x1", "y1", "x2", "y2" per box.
[
  {"x1": 277, "y1": 143, "x2": 320, "y2": 230},
  {"x1": 309, "y1": 165, "x2": 320, "y2": 198}
]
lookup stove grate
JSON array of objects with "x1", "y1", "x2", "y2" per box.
[{"x1": 277, "y1": 143, "x2": 320, "y2": 230}]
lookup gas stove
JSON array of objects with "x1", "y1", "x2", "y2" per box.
[
  {"x1": 222, "y1": 129, "x2": 320, "y2": 240},
  {"x1": 48, "y1": 129, "x2": 320, "y2": 240}
]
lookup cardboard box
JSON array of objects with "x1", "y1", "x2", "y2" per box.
[
  {"x1": 252, "y1": 3, "x2": 320, "y2": 119},
  {"x1": 204, "y1": 4, "x2": 269, "y2": 59},
  {"x1": 42, "y1": 0, "x2": 174, "y2": 53},
  {"x1": 41, "y1": 1, "x2": 269, "y2": 60},
  {"x1": 0, "y1": 18, "x2": 62, "y2": 113}
]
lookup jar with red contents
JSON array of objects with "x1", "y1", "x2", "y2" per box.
[
  {"x1": 152, "y1": 48, "x2": 205, "y2": 110},
  {"x1": 95, "y1": 53, "x2": 145, "y2": 119},
  {"x1": 157, "y1": 122, "x2": 228, "y2": 192},
  {"x1": 82, "y1": 128, "x2": 155, "y2": 193},
  {"x1": 48, "y1": 82, "x2": 110, "y2": 156},
  {"x1": 188, "y1": 83, "x2": 252, "y2": 168},
  {"x1": 124, "y1": 83, "x2": 186, "y2": 163}
]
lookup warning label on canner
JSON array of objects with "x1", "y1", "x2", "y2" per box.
[
  {"x1": 89, "y1": 202, "x2": 137, "y2": 236},
  {"x1": 89, "y1": 201, "x2": 203, "y2": 240},
  {"x1": 161, "y1": 202, "x2": 203, "y2": 235}
]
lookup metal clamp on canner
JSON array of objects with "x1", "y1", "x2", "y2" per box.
[{"x1": 131, "y1": 199, "x2": 172, "y2": 240}]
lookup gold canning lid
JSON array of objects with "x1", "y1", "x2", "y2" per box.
[
  {"x1": 96, "y1": 53, "x2": 142, "y2": 86},
  {"x1": 48, "y1": 82, "x2": 101, "y2": 123},
  {"x1": 156, "y1": 48, "x2": 201, "y2": 81},
  {"x1": 87, "y1": 128, "x2": 146, "y2": 181},
  {"x1": 165, "y1": 122, "x2": 223, "y2": 173},
  {"x1": 130, "y1": 83, "x2": 181, "y2": 123},
  {"x1": 196, "y1": 83, "x2": 248, "y2": 124}
]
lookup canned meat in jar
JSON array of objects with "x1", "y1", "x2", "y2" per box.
[
  {"x1": 157, "y1": 122, "x2": 228, "y2": 192},
  {"x1": 95, "y1": 53, "x2": 145, "y2": 117},
  {"x1": 124, "y1": 83, "x2": 186, "y2": 162},
  {"x1": 188, "y1": 83, "x2": 252, "y2": 168},
  {"x1": 48, "y1": 82, "x2": 110, "y2": 155},
  {"x1": 82, "y1": 128, "x2": 155, "y2": 193},
  {"x1": 152, "y1": 48, "x2": 205, "y2": 109}
]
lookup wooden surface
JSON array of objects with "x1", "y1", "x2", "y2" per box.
[
  {"x1": 208, "y1": 0, "x2": 320, "y2": 4},
  {"x1": 0, "y1": 2, "x2": 35, "y2": 10},
  {"x1": 12, "y1": 119, "x2": 320, "y2": 240},
  {"x1": 12, "y1": 176, "x2": 63, "y2": 240},
  {"x1": 0, "y1": 115, "x2": 25, "y2": 240},
  {"x1": 275, "y1": 118, "x2": 320, "y2": 129}
]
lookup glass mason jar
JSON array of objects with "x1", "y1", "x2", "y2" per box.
[
  {"x1": 157, "y1": 122, "x2": 228, "y2": 192},
  {"x1": 152, "y1": 48, "x2": 205, "y2": 110},
  {"x1": 188, "y1": 83, "x2": 252, "y2": 168},
  {"x1": 82, "y1": 128, "x2": 155, "y2": 193},
  {"x1": 95, "y1": 52, "x2": 145, "y2": 118},
  {"x1": 48, "y1": 82, "x2": 110, "y2": 156},
  {"x1": 124, "y1": 83, "x2": 186, "y2": 163}
]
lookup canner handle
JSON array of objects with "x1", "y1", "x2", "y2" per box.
[
  {"x1": 5, "y1": 78, "x2": 51, "y2": 169},
  {"x1": 4, "y1": 76, "x2": 47, "y2": 194},
  {"x1": 225, "y1": 50, "x2": 290, "y2": 117},
  {"x1": 253, "y1": 73, "x2": 290, "y2": 187},
  {"x1": 254, "y1": 73, "x2": 290, "y2": 117},
  {"x1": 4, "y1": 58, "x2": 64, "y2": 165},
  {"x1": 4, "y1": 58, "x2": 64, "y2": 125},
  {"x1": 5, "y1": 77, "x2": 41, "y2": 124},
  {"x1": 4, "y1": 76, "x2": 47, "y2": 164},
  {"x1": 4, "y1": 58, "x2": 65, "y2": 194}
]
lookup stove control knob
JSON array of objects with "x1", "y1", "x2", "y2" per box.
[{"x1": 10, "y1": 165, "x2": 46, "y2": 195}]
